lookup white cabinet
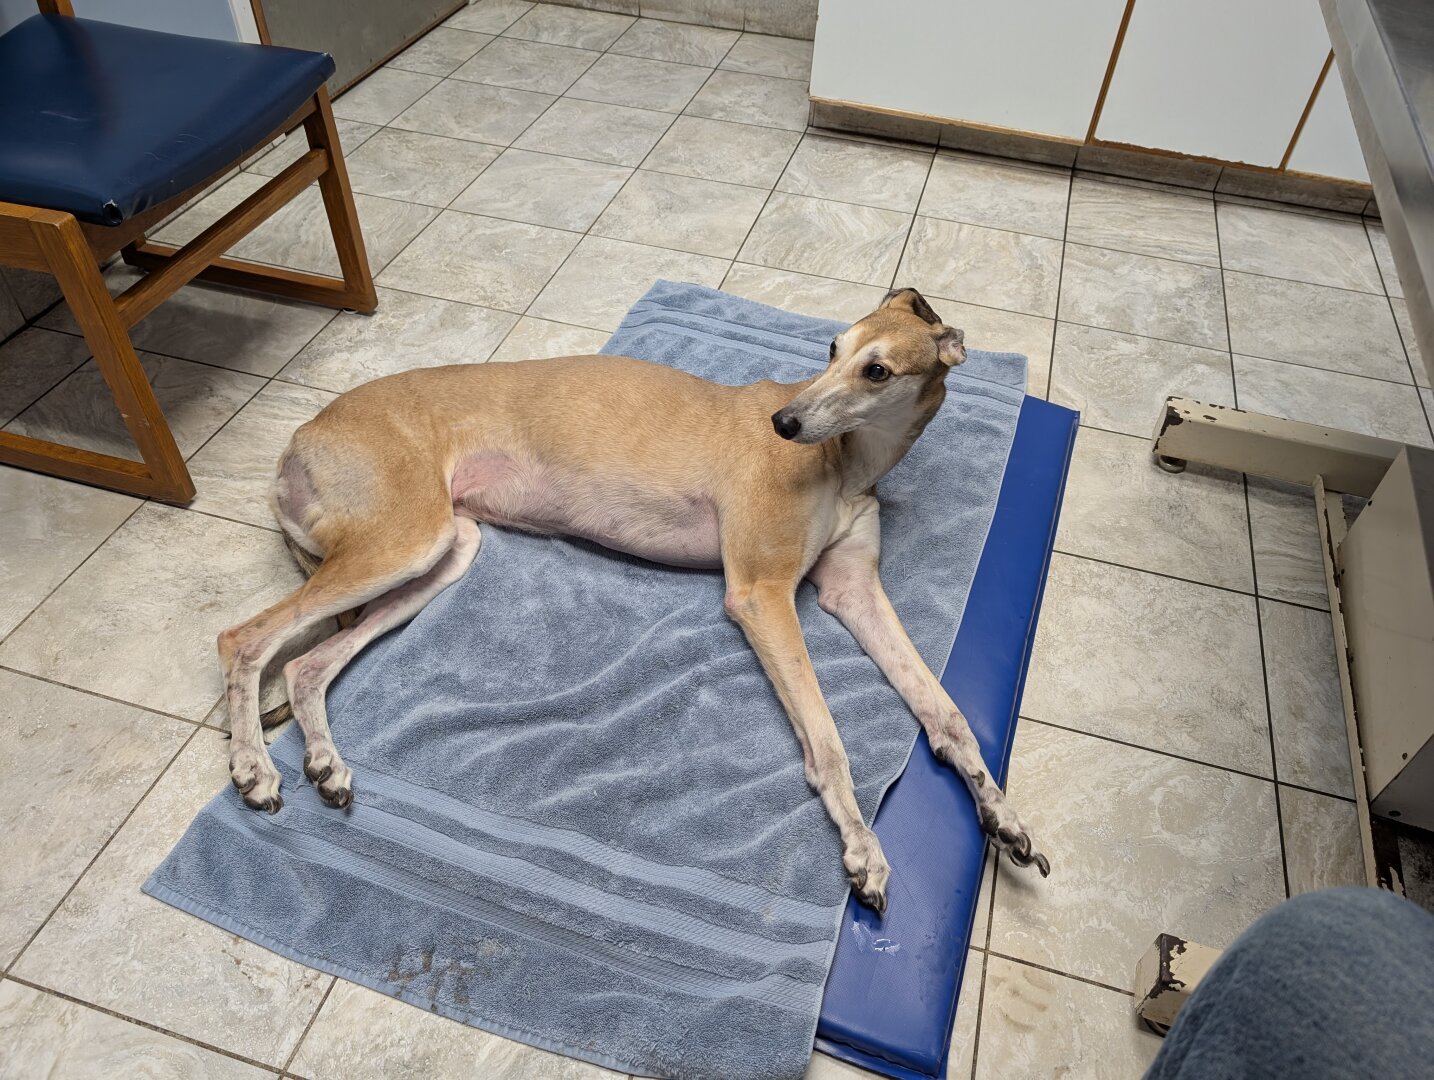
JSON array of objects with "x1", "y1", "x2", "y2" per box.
[
  {"x1": 810, "y1": 0, "x2": 1129, "y2": 141},
  {"x1": 1095, "y1": 0, "x2": 1332, "y2": 167},
  {"x1": 1287, "y1": 71, "x2": 1369, "y2": 182}
]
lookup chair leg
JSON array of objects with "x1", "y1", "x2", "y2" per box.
[
  {"x1": 23, "y1": 214, "x2": 195, "y2": 502},
  {"x1": 304, "y1": 86, "x2": 378, "y2": 314}
]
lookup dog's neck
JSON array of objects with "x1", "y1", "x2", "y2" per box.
[{"x1": 836, "y1": 383, "x2": 945, "y2": 496}]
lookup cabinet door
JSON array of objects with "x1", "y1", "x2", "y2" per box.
[
  {"x1": 810, "y1": 0, "x2": 1128, "y2": 141},
  {"x1": 1095, "y1": 0, "x2": 1331, "y2": 167},
  {"x1": 1287, "y1": 65, "x2": 1369, "y2": 182}
]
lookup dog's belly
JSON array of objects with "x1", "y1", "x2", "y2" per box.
[{"x1": 452, "y1": 452, "x2": 722, "y2": 569}]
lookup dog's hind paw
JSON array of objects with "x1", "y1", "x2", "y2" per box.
[
  {"x1": 843, "y1": 828, "x2": 891, "y2": 916},
  {"x1": 231, "y1": 751, "x2": 283, "y2": 814},
  {"x1": 304, "y1": 745, "x2": 354, "y2": 809},
  {"x1": 982, "y1": 804, "x2": 1050, "y2": 877}
]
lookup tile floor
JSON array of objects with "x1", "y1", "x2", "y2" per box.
[{"x1": 0, "y1": 1, "x2": 1427, "y2": 1077}]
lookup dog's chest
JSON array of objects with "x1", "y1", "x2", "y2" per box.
[{"x1": 452, "y1": 452, "x2": 722, "y2": 569}]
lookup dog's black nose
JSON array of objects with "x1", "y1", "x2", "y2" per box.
[{"x1": 773, "y1": 411, "x2": 801, "y2": 440}]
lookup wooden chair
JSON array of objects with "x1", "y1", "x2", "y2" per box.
[{"x1": 0, "y1": 1, "x2": 376, "y2": 503}]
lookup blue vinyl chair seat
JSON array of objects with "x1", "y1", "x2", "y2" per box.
[{"x1": 0, "y1": 14, "x2": 335, "y2": 226}]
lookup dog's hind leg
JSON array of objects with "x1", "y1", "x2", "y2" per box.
[
  {"x1": 808, "y1": 497, "x2": 1050, "y2": 877},
  {"x1": 218, "y1": 519, "x2": 456, "y2": 812},
  {"x1": 283, "y1": 517, "x2": 482, "y2": 807}
]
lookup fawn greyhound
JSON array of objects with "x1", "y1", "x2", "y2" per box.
[{"x1": 218, "y1": 287, "x2": 1049, "y2": 913}]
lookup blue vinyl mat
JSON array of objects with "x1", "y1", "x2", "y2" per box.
[{"x1": 816, "y1": 395, "x2": 1079, "y2": 1079}]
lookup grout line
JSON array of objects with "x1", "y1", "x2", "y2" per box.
[
  {"x1": 1, "y1": 973, "x2": 284, "y2": 1074},
  {"x1": 2, "y1": 725, "x2": 201, "y2": 979},
  {"x1": 1045, "y1": 160, "x2": 1077, "y2": 399},
  {"x1": 1216, "y1": 199, "x2": 1294, "y2": 899},
  {"x1": 0, "y1": 663, "x2": 204, "y2": 729},
  {"x1": 281, "y1": 975, "x2": 337, "y2": 1075},
  {"x1": 984, "y1": 949, "x2": 1134, "y2": 997},
  {"x1": 884, "y1": 147, "x2": 938, "y2": 292}
]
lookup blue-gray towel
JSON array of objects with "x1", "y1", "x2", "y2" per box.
[{"x1": 145, "y1": 282, "x2": 1026, "y2": 1080}]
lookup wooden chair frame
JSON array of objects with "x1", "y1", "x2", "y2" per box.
[{"x1": 0, "y1": 0, "x2": 376, "y2": 503}]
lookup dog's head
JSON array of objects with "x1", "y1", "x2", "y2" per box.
[{"x1": 771, "y1": 288, "x2": 966, "y2": 444}]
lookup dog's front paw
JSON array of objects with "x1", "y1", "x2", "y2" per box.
[
  {"x1": 231, "y1": 749, "x2": 283, "y2": 813},
  {"x1": 980, "y1": 803, "x2": 1050, "y2": 877},
  {"x1": 843, "y1": 828, "x2": 891, "y2": 915},
  {"x1": 304, "y1": 744, "x2": 353, "y2": 809}
]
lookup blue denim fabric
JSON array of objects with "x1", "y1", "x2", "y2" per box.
[{"x1": 1147, "y1": 887, "x2": 1434, "y2": 1079}]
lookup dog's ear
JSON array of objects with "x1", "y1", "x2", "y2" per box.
[
  {"x1": 880, "y1": 287, "x2": 942, "y2": 326},
  {"x1": 933, "y1": 325, "x2": 966, "y2": 367}
]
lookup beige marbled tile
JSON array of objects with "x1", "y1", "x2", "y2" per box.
[
  {"x1": 1060, "y1": 244, "x2": 1227, "y2": 350},
  {"x1": 452, "y1": 149, "x2": 631, "y2": 231},
  {"x1": 1367, "y1": 222, "x2": 1403, "y2": 298},
  {"x1": 0, "y1": 504, "x2": 306, "y2": 720},
  {"x1": 1261, "y1": 599, "x2": 1353, "y2": 799},
  {"x1": 1, "y1": 266, "x2": 63, "y2": 320},
  {"x1": 451, "y1": 37, "x2": 601, "y2": 95},
  {"x1": 152, "y1": 172, "x2": 268, "y2": 247},
  {"x1": 742, "y1": 0, "x2": 816, "y2": 39},
  {"x1": 6, "y1": 350, "x2": 262, "y2": 461},
  {"x1": 919, "y1": 155, "x2": 1070, "y2": 241},
  {"x1": 1281, "y1": 786, "x2": 1365, "y2": 896},
  {"x1": 12, "y1": 732, "x2": 330, "y2": 1065},
  {"x1": 0, "y1": 327, "x2": 91, "y2": 424},
  {"x1": 387, "y1": 26, "x2": 492, "y2": 76},
  {"x1": 720, "y1": 264, "x2": 885, "y2": 323},
  {"x1": 568, "y1": 52, "x2": 712, "y2": 113},
  {"x1": 928, "y1": 297, "x2": 1054, "y2": 397},
  {"x1": 1066, "y1": 177, "x2": 1219, "y2": 267},
  {"x1": 1246, "y1": 477, "x2": 1329, "y2": 611},
  {"x1": 1056, "y1": 427, "x2": 1254, "y2": 592},
  {"x1": 610, "y1": 17, "x2": 739, "y2": 65},
  {"x1": 41, "y1": 266, "x2": 335, "y2": 378},
  {"x1": 1391, "y1": 298, "x2": 1429, "y2": 388},
  {"x1": 342, "y1": 128, "x2": 502, "y2": 207},
  {"x1": 0, "y1": 981, "x2": 271, "y2": 1080},
  {"x1": 989, "y1": 722, "x2": 1284, "y2": 990},
  {"x1": 185, "y1": 381, "x2": 338, "y2": 530},
  {"x1": 1047, "y1": 322, "x2": 1234, "y2": 437},
  {"x1": 593, "y1": 170, "x2": 768, "y2": 258},
  {"x1": 1234, "y1": 354, "x2": 1433, "y2": 446},
  {"x1": 282, "y1": 287, "x2": 517, "y2": 393},
  {"x1": 288, "y1": 979, "x2": 622, "y2": 1080},
  {"x1": 685, "y1": 70, "x2": 810, "y2": 131},
  {"x1": 391, "y1": 78, "x2": 556, "y2": 146},
  {"x1": 1218, "y1": 203, "x2": 1383, "y2": 294},
  {"x1": 514, "y1": 98, "x2": 675, "y2": 166},
  {"x1": 720, "y1": 33, "x2": 813, "y2": 80},
  {"x1": 975, "y1": 955, "x2": 1160, "y2": 1079},
  {"x1": 900, "y1": 218, "x2": 1062, "y2": 319},
  {"x1": 644, "y1": 115, "x2": 800, "y2": 188},
  {"x1": 1023, "y1": 554, "x2": 1270, "y2": 774},
  {"x1": 332, "y1": 68, "x2": 442, "y2": 125},
  {"x1": 529, "y1": 235, "x2": 728, "y2": 332},
  {"x1": 230, "y1": 188, "x2": 439, "y2": 278},
  {"x1": 0, "y1": 670, "x2": 189, "y2": 967},
  {"x1": 777, "y1": 135, "x2": 932, "y2": 213},
  {"x1": 377, "y1": 210, "x2": 580, "y2": 312},
  {"x1": 1224, "y1": 271, "x2": 1410, "y2": 383},
  {"x1": 741, "y1": 191, "x2": 910, "y2": 287},
  {"x1": 504, "y1": 4, "x2": 634, "y2": 49},
  {"x1": 489, "y1": 317, "x2": 611, "y2": 362},
  {"x1": 0, "y1": 467, "x2": 136, "y2": 639},
  {"x1": 444, "y1": 0, "x2": 534, "y2": 34},
  {"x1": 247, "y1": 118, "x2": 380, "y2": 178}
]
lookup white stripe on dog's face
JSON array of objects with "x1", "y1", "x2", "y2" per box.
[{"x1": 773, "y1": 307, "x2": 962, "y2": 445}]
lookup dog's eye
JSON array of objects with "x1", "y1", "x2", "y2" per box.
[
  {"x1": 864, "y1": 363, "x2": 890, "y2": 383},
  {"x1": 829, "y1": 340, "x2": 837, "y2": 360}
]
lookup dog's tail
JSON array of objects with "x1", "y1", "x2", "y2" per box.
[{"x1": 257, "y1": 530, "x2": 358, "y2": 729}]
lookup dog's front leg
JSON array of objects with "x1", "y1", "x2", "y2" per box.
[
  {"x1": 809, "y1": 499, "x2": 1050, "y2": 877},
  {"x1": 723, "y1": 570, "x2": 891, "y2": 913}
]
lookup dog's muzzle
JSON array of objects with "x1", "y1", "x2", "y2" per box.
[{"x1": 772, "y1": 410, "x2": 801, "y2": 440}]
